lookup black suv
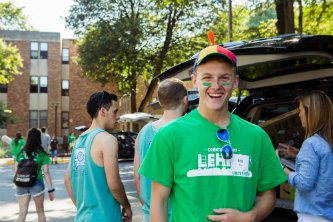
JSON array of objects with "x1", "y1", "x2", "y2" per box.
[
  {"x1": 110, "y1": 131, "x2": 137, "y2": 159},
  {"x1": 154, "y1": 34, "x2": 333, "y2": 221},
  {"x1": 74, "y1": 126, "x2": 137, "y2": 159}
]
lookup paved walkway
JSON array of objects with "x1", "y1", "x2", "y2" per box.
[{"x1": 0, "y1": 160, "x2": 143, "y2": 222}]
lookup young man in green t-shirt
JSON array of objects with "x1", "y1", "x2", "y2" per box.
[{"x1": 139, "y1": 44, "x2": 287, "y2": 222}]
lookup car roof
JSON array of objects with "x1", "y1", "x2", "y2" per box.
[{"x1": 155, "y1": 34, "x2": 333, "y2": 91}]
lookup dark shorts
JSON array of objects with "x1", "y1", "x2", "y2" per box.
[
  {"x1": 15, "y1": 179, "x2": 45, "y2": 197},
  {"x1": 51, "y1": 150, "x2": 58, "y2": 157}
]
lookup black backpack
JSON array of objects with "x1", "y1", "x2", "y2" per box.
[{"x1": 13, "y1": 156, "x2": 38, "y2": 187}]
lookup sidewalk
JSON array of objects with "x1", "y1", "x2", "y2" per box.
[{"x1": 0, "y1": 156, "x2": 71, "y2": 165}]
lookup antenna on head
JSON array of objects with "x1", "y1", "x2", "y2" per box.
[{"x1": 208, "y1": 30, "x2": 215, "y2": 45}]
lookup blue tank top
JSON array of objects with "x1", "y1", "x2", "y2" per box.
[
  {"x1": 71, "y1": 128, "x2": 122, "y2": 222},
  {"x1": 138, "y1": 123, "x2": 171, "y2": 221}
]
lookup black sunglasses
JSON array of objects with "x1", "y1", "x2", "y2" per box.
[{"x1": 216, "y1": 128, "x2": 233, "y2": 159}]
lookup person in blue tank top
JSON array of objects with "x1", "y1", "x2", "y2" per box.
[
  {"x1": 134, "y1": 78, "x2": 188, "y2": 222},
  {"x1": 64, "y1": 91, "x2": 132, "y2": 222}
]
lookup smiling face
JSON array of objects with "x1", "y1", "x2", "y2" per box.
[{"x1": 192, "y1": 60, "x2": 238, "y2": 114}]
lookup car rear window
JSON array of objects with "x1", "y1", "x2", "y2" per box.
[{"x1": 239, "y1": 56, "x2": 333, "y2": 81}]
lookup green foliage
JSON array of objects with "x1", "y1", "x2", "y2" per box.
[
  {"x1": 66, "y1": 0, "x2": 219, "y2": 111},
  {"x1": 67, "y1": 0, "x2": 333, "y2": 111},
  {"x1": 0, "y1": 101, "x2": 16, "y2": 127},
  {"x1": 258, "y1": 19, "x2": 278, "y2": 37},
  {"x1": 0, "y1": 137, "x2": 11, "y2": 158},
  {"x1": 297, "y1": 0, "x2": 333, "y2": 35},
  {"x1": 0, "y1": 39, "x2": 23, "y2": 84},
  {"x1": 0, "y1": 143, "x2": 11, "y2": 158},
  {"x1": 0, "y1": 1, "x2": 33, "y2": 30}
]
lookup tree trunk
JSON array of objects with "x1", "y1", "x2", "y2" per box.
[
  {"x1": 228, "y1": 0, "x2": 232, "y2": 42},
  {"x1": 130, "y1": 91, "x2": 137, "y2": 113},
  {"x1": 130, "y1": 80, "x2": 137, "y2": 113},
  {"x1": 138, "y1": 78, "x2": 158, "y2": 112},
  {"x1": 138, "y1": 6, "x2": 179, "y2": 112},
  {"x1": 297, "y1": 0, "x2": 303, "y2": 33},
  {"x1": 275, "y1": 0, "x2": 295, "y2": 35}
]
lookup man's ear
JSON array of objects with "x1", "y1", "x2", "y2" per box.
[
  {"x1": 233, "y1": 75, "x2": 239, "y2": 90},
  {"x1": 191, "y1": 74, "x2": 198, "y2": 88},
  {"x1": 99, "y1": 107, "x2": 106, "y2": 117},
  {"x1": 183, "y1": 95, "x2": 188, "y2": 106}
]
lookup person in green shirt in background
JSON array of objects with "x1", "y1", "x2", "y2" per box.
[
  {"x1": 15, "y1": 128, "x2": 54, "y2": 222},
  {"x1": 139, "y1": 35, "x2": 287, "y2": 222},
  {"x1": 11, "y1": 131, "x2": 25, "y2": 161},
  {"x1": 68, "y1": 132, "x2": 75, "y2": 153}
]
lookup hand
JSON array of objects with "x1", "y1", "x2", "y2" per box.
[
  {"x1": 122, "y1": 206, "x2": 132, "y2": 222},
  {"x1": 277, "y1": 143, "x2": 299, "y2": 159},
  {"x1": 275, "y1": 149, "x2": 281, "y2": 160},
  {"x1": 207, "y1": 208, "x2": 254, "y2": 222},
  {"x1": 48, "y1": 192, "x2": 54, "y2": 201}
]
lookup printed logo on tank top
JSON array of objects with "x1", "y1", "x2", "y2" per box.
[
  {"x1": 74, "y1": 147, "x2": 85, "y2": 167},
  {"x1": 187, "y1": 147, "x2": 252, "y2": 178}
]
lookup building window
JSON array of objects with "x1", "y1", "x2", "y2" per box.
[
  {"x1": 30, "y1": 76, "x2": 47, "y2": 93},
  {"x1": 62, "y1": 111, "x2": 69, "y2": 129},
  {"x1": 39, "y1": 110, "x2": 48, "y2": 128},
  {"x1": 29, "y1": 110, "x2": 38, "y2": 128},
  {"x1": 30, "y1": 42, "x2": 38, "y2": 59},
  {"x1": 40, "y1": 42, "x2": 48, "y2": 59},
  {"x1": 0, "y1": 84, "x2": 7, "y2": 93},
  {"x1": 62, "y1": 80, "x2": 69, "y2": 96},
  {"x1": 62, "y1": 48, "x2": 69, "y2": 64},
  {"x1": 29, "y1": 110, "x2": 47, "y2": 128},
  {"x1": 30, "y1": 76, "x2": 38, "y2": 93},
  {"x1": 40, "y1": 77, "x2": 48, "y2": 93}
]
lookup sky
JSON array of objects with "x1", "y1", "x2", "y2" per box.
[{"x1": 12, "y1": 0, "x2": 75, "y2": 39}]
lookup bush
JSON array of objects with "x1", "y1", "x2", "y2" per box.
[{"x1": 0, "y1": 141, "x2": 11, "y2": 158}]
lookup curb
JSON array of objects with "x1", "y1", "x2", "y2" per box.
[{"x1": 0, "y1": 158, "x2": 71, "y2": 165}]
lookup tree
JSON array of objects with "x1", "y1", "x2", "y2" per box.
[
  {"x1": 275, "y1": 0, "x2": 295, "y2": 34},
  {"x1": 0, "y1": 39, "x2": 23, "y2": 84},
  {"x1": 0, "y1": 1, "x2": 33, "y2": 30},
  {"x1": 138, "y1": 0, "x2": 218, "y2": 111},
  {"x1": 66, "y1": 0, "x2": 218, "y2": 112},
  {"x1": 301, "y1": 0, "x2": 333, "y2": 35},
  {"x1": 69, "y1": 0, "x2": 147, "y2": 112}
]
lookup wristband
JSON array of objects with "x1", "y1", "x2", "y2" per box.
[{"x1": 48, "y1": 188, "x2": 55, "y2": 193}]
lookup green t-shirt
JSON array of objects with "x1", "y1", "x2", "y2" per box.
[
  {"x1": 15, "y1": 149, "x2": 51, "y2": 180},
  {"x1": 69, "y1": 135, "x2": 76, "y2": 143},
  {"x1": 11, "y1": 139, "x2": 25, "y2": 156},
  {"x1": 139, "y1": 109, "x2": 287, "y2": 222}
]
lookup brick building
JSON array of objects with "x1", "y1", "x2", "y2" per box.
[{"x1": 0, "y1": 30, "x2": 118, "y2": 145}]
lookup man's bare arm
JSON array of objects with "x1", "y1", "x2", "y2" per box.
[
  {"x1": 150, "y1": 181, "x2": 171, "y2": 222},
  {"x1": 134, "y1": 138, "x2": 144, "y2": 205},
  {"x1": 207, "y1": 188, "x2": 276, "y2": 222},
  {"x1": 64, "y1": 161, "x2": 77, "y2": 206},
  {"x1": 103, "y1": 135, "x2": 132, "y2": 221}
]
